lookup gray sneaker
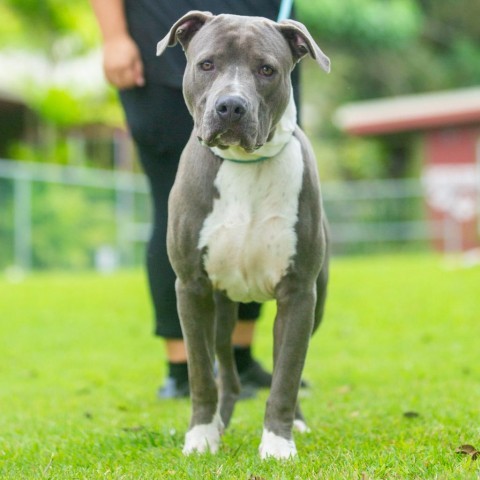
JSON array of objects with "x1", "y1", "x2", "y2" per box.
[{"x1": 157, "y1": 377, "x2": 190, "y2": 399}]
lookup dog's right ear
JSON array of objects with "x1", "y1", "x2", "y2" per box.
[{"x1": 157, "y1": 11, "x2": 213, "y2": 56}]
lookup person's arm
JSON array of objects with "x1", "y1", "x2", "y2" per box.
[{"x1": 90, "y1": 0, "x2": 145, "y2": 89}]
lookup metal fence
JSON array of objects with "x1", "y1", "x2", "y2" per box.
[
  {"x1": 0, "y1": 159, "x2": 149, "y2": 271},
  {"x1": 0, "y1": 158, "x2": 459, "y2": 272},
  {"x1": 323, "y1": 179, "x2": 436, "y2": 253}
]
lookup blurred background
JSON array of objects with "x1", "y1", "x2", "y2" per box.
[{"x1": 0, "y1": 0, "x2": 479, "y2": 273}]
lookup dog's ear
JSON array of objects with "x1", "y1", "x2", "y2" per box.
[
  {"x1": 157, "y1": 11, "x2": 213, "y2": 56},
  {"x1": 277, "y1": 19, "x2": 330, "y2": 73}
]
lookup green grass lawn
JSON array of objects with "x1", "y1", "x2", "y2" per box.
[{"x1": 1, "y1": 254, "x2": 479, "y2": 479}]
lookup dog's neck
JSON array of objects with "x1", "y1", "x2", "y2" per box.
[{"x1": 210, "y1": 92, "x2": 297, "y2": 163}]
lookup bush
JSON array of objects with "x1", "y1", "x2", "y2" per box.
[
  {"x1": 0, "y1": 180, "x2": 118, "y2": 270},
  {"x1": 31, "y1": 183, "x2": 116, "y2": 270}
]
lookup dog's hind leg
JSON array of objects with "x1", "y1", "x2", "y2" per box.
[
  {"x1": 313, "y1": 220, "x2": 330, "y2": 332},
  {"x1": 214, "y1": 293, "x2": 241, "y2": 428},
  {"x1": 176, "y1": 278, "x2": 223, "y2": 454},
  {"x1": 313, "y1": 260, "x2": 329, "y2": 332},
  {"x1": 293, "y1": 403, "x2": 311, "y2": 433}
]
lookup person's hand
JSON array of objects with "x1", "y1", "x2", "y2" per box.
[{"x1": 102, "y1": 34, "x2": 145, "y2": 89}]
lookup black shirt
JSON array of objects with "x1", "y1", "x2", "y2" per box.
[{"x1": 124, "y1": 0, "x2": 286, "y2": 88}]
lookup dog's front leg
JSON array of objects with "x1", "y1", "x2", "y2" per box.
[
  {"x1": 259, "y1": 282, "x2": 316, "y2": 460},
  {"x1": 176, "y1": 278, "x2": 223, "y2": 454},
  {"x1": 214, "y1": 293, "x2": 241, "y2": 427}
]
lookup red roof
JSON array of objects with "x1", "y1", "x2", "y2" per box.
[{"x1": 334, "y1": 87, "x2": 480, "y2": 136}]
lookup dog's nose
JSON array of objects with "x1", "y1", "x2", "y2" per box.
[{"x1": 215, "y1": 96, "x2": 247, "y2": 123}]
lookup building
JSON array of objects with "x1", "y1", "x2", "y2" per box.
[{"x1": 334, "y1": 87, "x2": 480, "y2": 252}]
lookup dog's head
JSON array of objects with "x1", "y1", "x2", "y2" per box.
[{"x1": 157, "y1": 11, "x2": 330, "y2": 153}]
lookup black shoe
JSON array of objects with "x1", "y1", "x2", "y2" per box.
[
  {"x1": 239, "y1": 360, "x2": 310, "y2": 390},
  {"x1": 239, "y1": 360, "x2": 273, "y2": 389},
  {"x1": 157, "y1": 377, "x2": 190, "y2": 399}
]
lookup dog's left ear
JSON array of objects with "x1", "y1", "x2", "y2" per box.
[
  {"x1": 157, "y1": 10, "x2": 213, "y2": 56},
  {"x1": 277, "y1": 19, "x2": 331, "y2": 73}
]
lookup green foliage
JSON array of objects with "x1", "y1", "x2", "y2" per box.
[
  {"x1": 1, "y1": 255, "x2": 480, "y2": 478},
  {"x1": 1, "y1": 0, "x2": 480, "y2": 181},
  {"x1": 0, "y1": 181, "x2": 116, "y2": 270},
  {"x1": 446, "y1": 38, "x2": 480, "y2": 86},
  {"x1": 297, "y1": 0, "x2": 421, "y2": 48},
  {"x1": 9, "y1": 0, "x2": 72, "y2": 33},
  {"x1": 0, "y1": 4, "x2": 23, "y2": 45},
  {"x1": 31, "y1": 184, "x2": 116, "y2": 269},
  {"x1": 34, "y1": 88, "x2": 83, "y2": 126},
  {"x1": 3, "y1": 0, "x2": 99, "y2": 52},
  {"x1": 311, "y1": 135, "x2": 388, "y2": 182},
  {"x1": 420, "y1": 0, "x2": 480, "y2": 46},
  {"x1": 8, "y1": 137, "x2": 70, "y2": 165},
  {"x1": 336, "y1": 137, "x2": 385, "y2": 180},
  {"x1": 297, "y1": 0, "x2": 480, "y2": 181},
  {"x1": 0, "y1": 180, "x2": 14, "y2": 268},
  {"x1": 25, "y1": 86, "x2": 123, "y2": 128}
]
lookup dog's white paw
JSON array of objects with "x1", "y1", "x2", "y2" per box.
[
  {"x1": 293, "y1": 419, "x2": 311, "y2": 433},
  {"x1": 259, "y1": 429, "x2": 297, "y2": 460},
  {"x1": 182, "y1": 413, "x2": 224, "y2": 455}
]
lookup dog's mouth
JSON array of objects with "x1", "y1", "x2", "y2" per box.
[
  {"x1": 198, "y1": 129, "x2": 263, "y2": 153},
  {"x1": 194, "y1": 98, "x2": 271, "y2": 153}
]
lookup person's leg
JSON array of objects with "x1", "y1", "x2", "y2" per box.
[
  {"x1": 232, "y1": 321, "x2": 255, "y2": 346},
  {"x1": 234, "y1": 304, "x2": 273, "y2": 388},
  {"x1": 120, "y1": 84, "x2": 191, "y2": 396}
]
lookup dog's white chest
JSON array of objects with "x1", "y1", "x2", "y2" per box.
[{"x1": 198, "y1": 138, "x2": 304, "y2": 303}]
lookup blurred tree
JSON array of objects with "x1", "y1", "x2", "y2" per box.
[
  {"x1": 298, "y1": 0, "x2": 422, "y2": 50},
  {"x1": 2, "y1": 0, "x2": 98, "y2": 56},
  {"x1": 297, "y1": 0, "x2": 480, "y2": 179},
  {"x1": 298, "y1": 0, "x2": 479, "y2": 100},
  {"x1": 417, "y1": 0, "x2": 480, "y2": 89},
  {"x1": 1, "y1": 0, "x2": 479, "y2": 176},
  {"x1": 0, "y1": 0, "x2": 121, "y2": 164}
]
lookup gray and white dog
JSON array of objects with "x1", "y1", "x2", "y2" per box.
[{"x1": 156, "y1": 11, "x2": 330, "y2": 459}]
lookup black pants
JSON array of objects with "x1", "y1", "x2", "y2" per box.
[{"x1": 120, "y1": 84, "x2": 261, "y2": 338}]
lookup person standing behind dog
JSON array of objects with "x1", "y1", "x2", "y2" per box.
[{"x1": 90, "y1": 0, "x2": 300, "y2": 398}]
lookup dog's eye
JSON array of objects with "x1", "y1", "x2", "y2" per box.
[
  {"x1": 259, "y1": 65, "x2": 275, "y2": 77},
  {"x1": 200, "y1": 60, "x2": 215, "y2": 71}
]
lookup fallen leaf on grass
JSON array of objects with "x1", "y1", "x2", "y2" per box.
[
  {"x1": 337, "y1": 385, "x2": 352, "y2": 395},
  {"x1": 455, "y1": 444, "x2": 479, "y2": 460},
  {"x1": 403, "y1": 411, "x2": 420, "y2": 419},
  {"x1": 122, "y1": 425, "x2": 145, "y2": 433},
  {"x1": 249, "y1": 476, "x2": 266, "y2": 480}
]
